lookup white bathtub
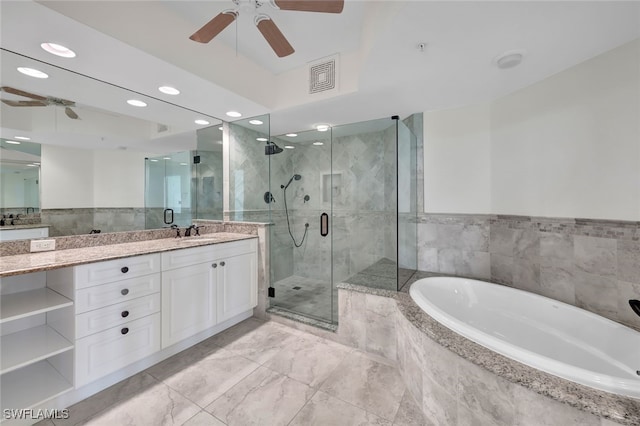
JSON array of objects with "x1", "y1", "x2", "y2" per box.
[{"x1": 410, "y1": 277, "x2": 640, "y2": 399}]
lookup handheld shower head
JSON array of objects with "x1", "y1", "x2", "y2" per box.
[{"x1": 281, "y1": 174, "x2": 302, "y2": 190}]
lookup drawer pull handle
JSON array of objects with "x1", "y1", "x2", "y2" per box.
[
  {"x1": 220, "y1": 261, "x2": 226, "y2": 267},
  {"x1": 121, "y1": 266, "x2": 129, "y2": 273},
  {"x1": 121, "y1": 310, "x2": 129, "y2": 318},
  {"x1": 212, "y1": 263, "x2": 217, "y2": 268},
  {"x1": 121, "y1": 288, "x2": 129, "y2": 296},
  {"x1": 121, "y1": 327, "x2": 129, "y2": 335}
]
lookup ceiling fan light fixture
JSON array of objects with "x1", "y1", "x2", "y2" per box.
[
  {"x1": 41, "y1": 42, "x2": 76, "y2": 58},
  {"x1": 159, "y1": 86, "x2": 180, "y2": 95},
  {"x1": 17, "y1": 67, "x2": 48, "y2": 79}
]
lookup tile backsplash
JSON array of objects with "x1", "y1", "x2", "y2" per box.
[{"x1": 418, "y1": 213, "x2": 640, "y2": 330}]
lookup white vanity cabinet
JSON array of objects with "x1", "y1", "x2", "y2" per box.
[
  {"x1": 161, "y1": 238, "x2": 258, "y2": 348},
  {"x1": 48, "y1": 253, "x2": 162, "y2": 387},
  {"x1": 0, "y1": 226, "x2": 49, "y2": 242}
]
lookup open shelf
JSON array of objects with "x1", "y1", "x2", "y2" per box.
[
  {"x1": 0, "y1": 360, "x2": 73, "y2": 411},
  {"x1": 1, "y1": 325, "x2": 74, "y2": 375},
  {"x1": 0, "y1": 288, "x2": 72, "y2": 324}
]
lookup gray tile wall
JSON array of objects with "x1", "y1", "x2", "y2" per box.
[{"x1": 417, "y1": 213, "x2": 640, "y2": 330}]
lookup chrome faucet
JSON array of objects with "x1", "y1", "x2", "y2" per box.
[{"x1": 184, "y1": 225, "x2": 200, "y2": 237}]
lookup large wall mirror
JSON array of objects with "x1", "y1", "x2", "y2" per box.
[{"x1": 0, "y1": 48, "x2": 224, "y2": 238}]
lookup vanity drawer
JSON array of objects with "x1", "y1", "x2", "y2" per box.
[
  {"x1": 76, "y1": 293, "x2": 161, "y2": 339},
  {"x1": 75, "y1": 313, "x2": 160, "y2": 387},
  {"x1": 161, "y1": 239, "x2": 257, "y2": 270},
  {"x1": 74, "y1": 253, "x2": 160, "y2": 289},
  {"x1": 75, "y1": 273, "x2": 160, "y2": 314}
]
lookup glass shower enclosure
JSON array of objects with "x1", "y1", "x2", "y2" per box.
[{"x1": 268, "y1": 116, "x2": 418, "y2": 326}]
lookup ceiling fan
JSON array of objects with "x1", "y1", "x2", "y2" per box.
[
  {"x1": 1, "y1": 86, "x2": 80, "y2": 119},
  {"x1": 189, "y1": 0, "x2": 344, "y2": 58}
]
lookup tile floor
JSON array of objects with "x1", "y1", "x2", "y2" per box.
[{"x1": 41, "y1": 318, "x2": 427, "y2": 426}]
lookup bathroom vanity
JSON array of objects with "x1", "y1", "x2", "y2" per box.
[{"x1": 0, "y1": 234, "x2": 257, "y2": 423}]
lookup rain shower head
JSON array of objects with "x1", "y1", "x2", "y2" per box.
[
  {"x1": 282, "y1": 174, "x2": 302, "y2": 190},
  {"x1": 265, "y1": 141, "x2": 284, "y2": 155}
]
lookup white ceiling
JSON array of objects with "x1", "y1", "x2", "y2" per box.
[{"x1": 1, "y1": 0, "x2": 639, "y2": 142}]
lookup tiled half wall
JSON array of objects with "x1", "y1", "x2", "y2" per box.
[{"x1": 417, "y1": 213, "x2": 640, "y2": 330}]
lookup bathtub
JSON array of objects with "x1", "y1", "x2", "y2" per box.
[{"x1": 409, "y1": 277, "x2": 640, "y2": 399}]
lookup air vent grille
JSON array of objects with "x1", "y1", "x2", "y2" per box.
[{"x1": 309, "y1": 54, "x2": 338, "y2": 94}]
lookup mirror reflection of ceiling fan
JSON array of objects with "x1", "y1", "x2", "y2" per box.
[
  {"x1": 1, "y1": 86, "x2": 80, "y2": 119},
  {"x1": 189, "y1": 0, "x2": 344, "y2": 57}
]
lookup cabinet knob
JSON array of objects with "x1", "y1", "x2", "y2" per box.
[
  {"x1": 121, "y1": 327, "x2": 129, "y2": 335},
  {"x1": 121, "y1": 288, "x2": 129, "y2": 296},
  {"x1": 121, "y1": 266, "x2": 129, "y2": 273},
  {"x1": 212, "y1": 263, "x2": 217, "y2": 268},
  {"x1": 220, "y1": 261, "x2": 226, "y2": 267},
  {"x1": 121, "y1": 310, "x2": 129, "y2": 318}
]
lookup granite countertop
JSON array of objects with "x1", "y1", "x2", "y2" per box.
[
  {"x1": 337, "y1": 282, "x2": 640, "y2": 426},
  {"x1": 0, "y1": 232, "x2": 257, "y2": 277},
  {"x1": 0, "y1": 224, "x2": 50, "y2": 230}
]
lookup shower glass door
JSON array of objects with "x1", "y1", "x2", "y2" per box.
[
  {"x1": 144, "y1": 152, "x2": 193, "y2": 229},
  {"x1": 268, "y1": 129, "x2": 334, "y2": 324}
]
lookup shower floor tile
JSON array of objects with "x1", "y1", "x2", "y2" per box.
[
  {"x1": 49, "y1": 318, "x2": 427, "y2": 426},
  {"x1": 271, "y1": 275, "x2": 338, "y2": 322}
]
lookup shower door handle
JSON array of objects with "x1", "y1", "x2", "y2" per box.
[
  {"x1": 163, "y1": 208, "x2": 174, "y2": 224},
  {"x1": 320, "y1": 213, "x2": 329, "y2": 237}
]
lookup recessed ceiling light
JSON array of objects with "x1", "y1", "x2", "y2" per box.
[
  {"x1": 13, "y1": 136, "x2": 30, "y2": 140},
  {"x1": 249, "y1": 120, "x2": 263, "y2": 125},
  {"x1": 150, "y1": 159, "x2": 159, "y2": 162},
  {"x1": 127, "y1": 99, "x2": 147, "y2": 107},
  {"x1": 163, "y1": 157, "x2": 171, "y2": 160},
  {"x1": 6, "y1": 140, "x2": 21, "y2": 145},
  {"x1": 158, "y1": 86, "x2": 180, "y2": 95},
  {"x1": 195, "y1": 119, "x2": 210, "y2": 125},
  {"x1": 284, "y1": 145, "x2": 295, "y2": 149},
  {"x1": 286, "y1": 133, "x2": 298, "y2": 137},
  {"x1": 313, "y1": 142, "x2": 324, "y2": 146},
  {"x1": 40, "y1": 42, "x2": 76, "y2": 58},
  {"x1": 256, "y1": 137, "x2": 268, "y2": 142},
  {"x1": 17, "y1": 67, "x2": 48, "y2": 79},
  {"x1": 316, "y1": 124, "x2": 329, "y2": 132},
  {"x1": 226, "y1": 111, "x2": 242, "y2": 118},
  {"x1": 494, "y1": 50, "x2": 525, "y2": 70}
]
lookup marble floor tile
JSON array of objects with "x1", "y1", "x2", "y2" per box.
[
  {"x1": 162, "y1": 346, "x2": 261, "y2": 407},
  {"x1": 320, "y1": 351, "x2": 406, "y2": 421},
  {"x1": 289, "y1": 390, "x2": 391, "y2": 426},
  {"x1": 80, "y1": 380, "x2": 200, "y2": 426},
  {"x1": 182, "y1": 411, "x2": 226, "y2": 426},
  {"x1": 146, "y1": 340, "x2": 222, "y2": 382},
  {"x1": 393, "y1": 390, "x2": 429, "y2": 426},
  {"x1": 263, "y1": 333, "x2": 351, "y2": 388},
  {"x1": 206, "y1": 366, "x2": 315, "y2": 426}
]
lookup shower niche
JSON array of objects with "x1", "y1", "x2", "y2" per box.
[{"x1": 322, "y1": 172, "x2": 342, "y2": 203}]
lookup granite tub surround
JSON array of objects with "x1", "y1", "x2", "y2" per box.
[
  {"x1": 0, "y1": 231, "x2": 257, "y2": 277},
  {"x1": 338, "y1": 284, "x2": 640, "y2": 425},
  {"x1": 417, "y1": 213, "x2": 640, "y2": 330}
]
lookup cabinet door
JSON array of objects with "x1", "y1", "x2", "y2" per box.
[
  {"x1": 161, "y1": 262, "x2": 217, "y2": 348},
  {"x1": 217, "y1": 251, "x2": 257, "y2": 323}
]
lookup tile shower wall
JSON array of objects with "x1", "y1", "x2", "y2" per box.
[{"x1": 417, "y1": 213, "x2": 640, "y2": 330}]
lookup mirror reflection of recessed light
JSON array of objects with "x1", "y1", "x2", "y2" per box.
[
  {"x1": 180, "y1": 162, "x2": 188, "y2": 166},
  {"x1": 150, "y1": 159, "x2": 159, "y2": 162},
  {"x1": 163, "y1": 157, "x2": 171, "y2": 160},
  {"x1": 286, "y1": 133, "x2": 298, "y2": 137},
  {"x1": 195, "y1": 119, "x2": 210, "y2": 125},
  {"x1": 5, "y1": 140, "x2": 21, "y2": 145},
  {"x1": 226, "y1": 111, "x2": 242, "y2": 118},
  {"x1": 17, "y1": 67, "x2": 48, "y2": 79},
  {"x1": 158, "y1": 86, "x2": 180, "y2": 95},
  {"x1": 284, "y1": 145, "x2": 295, "y2": 149},
  {"x1": 41, "y1": 42, "x2": 76, "y2": 58},
  {"x1": 256, "y1": 137, "x2": 268, "y2": 142},
  {"x1": 313, "y1": 142, "x2": 324, "y2": 146},
  {"x1": 127, "y1": 99, "x2": 147, "y2": 107},
  {"x1": 218, "y1": 126, "x2": 223, "y2": 131},
  {"x1": 217, "y1": 141, "x2": 223, "y2": 145},
  {"x1": 249, "y1": 120, "x2": 263, "y2": 125},
  {"x1": 27, "y1": 164, "x2": 38, "y2": 167},
  {"x1": 33, "y1": 162, "x2": 41, "y2": 165},
  {"x1": 14, "y1": 136, "x2": 31, "y2": 141},
  {"x1": 316, "y1": 124, "x2": 329, "y2": 132}
]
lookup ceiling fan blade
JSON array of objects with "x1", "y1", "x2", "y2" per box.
[
  {"x1": 1, "y1": 99, "x2": 48, "y2": 107},
  {"x1": 256, "y1": 17, "x2": 295, "y2": 58},
  {"x1": 274, "y1": 0, "x2": 344, "y2": 13},
  {"x1": 0, "y1": 86, "x2": 48, "y2": 102},
  {"x1": 189, "y1": 11, "x2": 237, "y2": 43},
  {"x1": 65, "y1": 107, "x2": 79, "y2": 119}
]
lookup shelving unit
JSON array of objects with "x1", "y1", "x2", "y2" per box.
[
  {"x1": 0, "y1": 361, "x2": 73, "y2": 412},
  {"x1": 1, "y1": 325, "x2": 74, "y2": 375},
  {"x1": 0, "y1": 288, "x2": 73, "y2": 323}
]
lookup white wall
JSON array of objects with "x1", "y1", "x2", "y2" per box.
[
  {"x1": 423, "y1": 39, "x2": 640, "y2": 220},
  {"x1": 41, "y1": 145, "x2": 147, "y2": 209},
  {"x1": 424, "y1": 103, "x2": 492, "y2": 214}
]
